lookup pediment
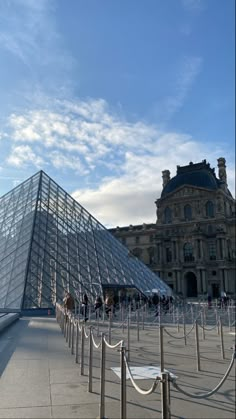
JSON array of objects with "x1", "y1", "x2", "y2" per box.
[{"x1": 160, "y1": 184, "x2": 215, "y2": 202}]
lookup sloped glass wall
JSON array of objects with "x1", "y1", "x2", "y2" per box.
[{"x1": 0, "y1": 170, "x2": 171, "y2": 311}]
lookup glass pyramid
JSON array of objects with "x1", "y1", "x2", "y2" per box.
[{"x1": 0, "y1": 171, "x2": 171, "y2": 311}]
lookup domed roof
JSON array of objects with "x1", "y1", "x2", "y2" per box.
[{"x1": 161, "y1": 161, "x2": 220, "y2": 198}]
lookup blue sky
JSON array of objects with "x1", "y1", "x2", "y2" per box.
[{"x1": 0, "y1": 0, "x2": 235, "y2": 226}]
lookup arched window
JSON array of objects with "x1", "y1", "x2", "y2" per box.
[
  {"x1": 206, "y1": 201, "x2": 214, "y2": 217},
  {"x1": 184, "y1": 204, "x2": 192, "y2": 221},
  {"x1": 164, "y1": 207, "x2": 172, "y2": 224},
  {"x1": 183, "y1": 242, "x2": 194, "y2": 262}
]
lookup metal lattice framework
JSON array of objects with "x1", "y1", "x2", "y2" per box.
[{"x1": 0, "y1": 171, "x2": 171, "y2": 311}]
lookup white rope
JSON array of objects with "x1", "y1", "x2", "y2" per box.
[
  {"x1": 83, "y1": 327, "x2": 90, "y2": 339},
  {"x1": 171, "y1": 351, "x2": 235, "y2": 399},
  {"x1": 103, "y1": 336, "x2": 123, "y2": 349},
  {"x1": 124, "y1": 354, "x2": 160, "y2": 395},
  {"x1": 91, "y1": 329, "x2": 102, "y2": 348}
]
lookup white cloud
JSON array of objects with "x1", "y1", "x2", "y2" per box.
[
  {"x1": 72, "y1": 139, "x2": 235, "y2": 227},
  {"x1": 0, "y1": 0, "x2": 74, "y2": 72},
  {"x1": 162, "y1": 56, "x2": 202, "y2": 120},
  {"x1": 2, "y1": 96, "x2": 235, "y2": 226},
  {"x1": 49, "y1": 151, "x2": 89, "y2": 175},
  {"x1": 7, "y1": 145, "x2": 43, "y2": 168}
]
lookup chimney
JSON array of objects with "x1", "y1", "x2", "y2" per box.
[
  {"x1": 217, "y1": 157, "x2": 227, "y2": 185},
  {"x1": 162, "y1": 170, "x2": 170, "y2": 188}
]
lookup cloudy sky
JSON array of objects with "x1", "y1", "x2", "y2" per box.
[{"x1": 0, "y1": 0, "x2": 235, "y2": 227}]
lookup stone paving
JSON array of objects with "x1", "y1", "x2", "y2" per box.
[{"x1": 0, "y1": 315, "x2": 235, "y2": 418}]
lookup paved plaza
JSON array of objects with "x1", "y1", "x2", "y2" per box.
[{"x1": 0, "y1": 314, "x2": 235, "y2": 419}]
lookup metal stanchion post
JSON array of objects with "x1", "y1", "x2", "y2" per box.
[
  {"x1": 69, "y1": 317, "x2": 72, "y2": 348},
  {"x1": 159, "y1": 303, "x2": 161, "y2": 328},
  {"x1": 71, "y1": 321, "x2": 75, "y2": 354},
  {"x1": 88, "y1": 327, "x2": 93, "y2": 393},
  {"x1": 120, "y1": 343, "x2": 127, "y2": 419},
  {"x1": 195, "y1": 321, "x2": 201, "y2": 371},
  {"x1": 191, "y1": 304, "x2": 194, "y2": 324},
  {"x1": 65, "y1": 313, "x2": 69, "y2": 340},
  {"x1": 88, "y1": 305, "x2": 91, "y2": 322},
  {"x1": 108, "y1": 312, "x2": 112, "y2": 345},
  {"x1": 159, "y1": 325, "x2": 164, "y2": 372},
  {"x1": 122, "y1": 306, "x2": 125, "y2": 334},
  {"x1": 219, "y1": 317, "x2": 225, "y2": 359},
  {"x1": 161, "y1": 372, "x2": 170, "y2": 419},
  {"x1": 142, "y1": 305, "x2": 144, "y2": 330},
  {"x1": 99, "y1": 334, "x2": 106, "y2": 419},
  {"x1": 61, "y1": 311, "x2": 65, "y2": 334},
  {"x1": 215, "y1": 310, "x2": 220, "y2": 335},
  {"x1": 97, "y1": 312, "x2": 100, "y2": 337},
  {"x1": 201, "y1": 312, "x2": 205, "y2": 340},
  {"x1": 137, "y1": 309, "x2": 140, "y2": 342},
  {"x1": 228, "y1": 306, "x2": 231, "y2": 331},
  {"x1": 203, "y1": 305, "x2": 206, "y2": 326},
  {"x1": 127, "y1": 315, "x2": 130, "y2": 362},
  {"x1": 75, "y1": 321, "x2": 79, "y2": 364},
  {"x1": 177, "y1": 308, "x2": 179, "y2": 332},
  {"x1": 80, "y1": 325, "x2": 85, "y2": 375},
  {"x1": 183, "y1": 313, "x2": 187, "y2": 346}
]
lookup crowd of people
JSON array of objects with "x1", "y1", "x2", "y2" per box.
[
  {"x1": 63, "y1": 290, "x2": 116, "y2": 321},
  {"x1": 63, "y1": 289, "x2": 176, "y2": 323}
]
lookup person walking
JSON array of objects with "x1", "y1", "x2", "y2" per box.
[
  {"x1": 94, "y1": 295, "x2": 103, "y2": 319},
  {"x1": 82, "y1": 293, "x2": 89, "y2": 321}
]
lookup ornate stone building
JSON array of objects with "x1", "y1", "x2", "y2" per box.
[{"x1": 110, "y1": 158, "x2": 236, "y2": 299}]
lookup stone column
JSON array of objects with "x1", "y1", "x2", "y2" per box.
[
  {"x1": 217, "y1": 239, "x2": 221, "y2": 260},
  {"x1": 197, "y1": 270, "x2": 201, "y2": 295},
  {"x1": 220, "y1": 269, "x2": 225, "y2": 292},
  {"x1": 176, "y1": 271, "x2": 182, "y2": 295},
  {"x1": 201, "y1": 270, "x2": 207, "y2": 294},
  {"x1": 221, "y1": 238, "x2": 226, "y2": 258},
  {"x1": 176, "y1": 240, "x2": 179, "y2": 261},
  {"x1": 224, "y1": 269, "x2": 228, "y2": 293}
]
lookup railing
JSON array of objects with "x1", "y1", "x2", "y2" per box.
[{"x1": 56, "y1": 302, "x2": 236, "y2": 419}]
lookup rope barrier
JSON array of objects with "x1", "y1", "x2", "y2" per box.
[
  {"x1": 171, "y1": 350, "x2": 235, "y2": 399},
  {"x1": 91, "y1": 329, "x2": 102, "y2": 349},
  {"x1": 198, "y1": 323, "x2": 218, "y2": 331},
  {"x1": 164, "y1": 323, "x2": 195, "y2": 339},
  {"x1": 103, "y1": 336, "x2": 123, "y2": 349},
  {"x1": 83, "y1": 327, "x2": 90, "y2": 339},
  {"x1": 124, "y1": 354, "x2": 160, "y2": 395}
]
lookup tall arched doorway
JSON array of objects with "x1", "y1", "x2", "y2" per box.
[{"x1": 185, "y1": 272, "x2": 198, "y2": 297}]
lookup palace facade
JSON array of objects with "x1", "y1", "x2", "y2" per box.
[{"x1": 110, "y1": 158, "x2": 236, "y2": 299}]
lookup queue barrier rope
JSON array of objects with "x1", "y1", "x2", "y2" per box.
[
  {"x1": 91, "y1": 329, "x2": 102, "y2": 349},
  {"x1": 124, "y1": 353, "x2": 160, "y2": 395},
  {"x1": 198, "y1": 322, "x2": 218, "y2": 332},
  {"x1": 170, "y1": 350, "x2": 236, "y2": 399},
  {"x1": 103, "y1": 336, "x2": 124, "y2": 349},
  {"x1": 56, "y1": 302, "x2": 235, "y2": 419},
  {"x1": 164, "y1": 323, "x2": 195, "y2": 339}
]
